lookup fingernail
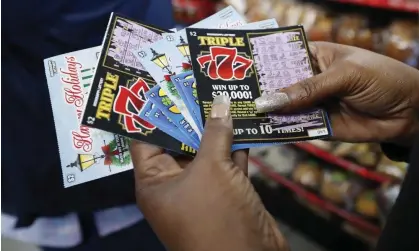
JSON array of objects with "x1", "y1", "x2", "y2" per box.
[
  {"x1": 211, "y1": 95, "x2": 230, "y2": 119},
  {"x1": 255, "y1": 92, "x2": 290, "y2": 113}
]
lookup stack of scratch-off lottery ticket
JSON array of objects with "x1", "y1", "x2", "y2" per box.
[{"x1": 44, "y1": 5, "x2": 332, "y2": 187}]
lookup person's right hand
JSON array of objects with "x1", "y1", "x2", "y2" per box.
[{"x1": 255, "y1": 42, "x2": 419, "y2": 147}]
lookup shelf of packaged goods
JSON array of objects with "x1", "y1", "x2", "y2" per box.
[
  {"x1": 333, "y1": 0, "x2": 419, "y2": 13},
  {"x1": 293, "y1": 142, "x2": 394, "y2": 183},
  {"x1": 249, "y1": 156, "x2": 382, "y2": 236}
]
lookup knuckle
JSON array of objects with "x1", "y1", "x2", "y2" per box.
[
  {"x1": 134, "y1": 154, "x2": 173, "y2": 180},
  {"x1": 154, "y1": 154, "x2": 177, "y2": 167},
  {"x1": 133, "y1": 159, "x2": 155, "y2": 180},
  {"x1": 296, "y1": 78, "x2": 318, "y2": 102},
  {"x1": 342, "y1": 62, "x2": 365, "y2": 88}
]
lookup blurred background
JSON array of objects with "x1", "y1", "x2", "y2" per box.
[{"x1": 4, "y1": 0, "x2": 418, "y2": 250}]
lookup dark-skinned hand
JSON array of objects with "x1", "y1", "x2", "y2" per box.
[
  {"x1": 255, "y1": 42, "x2": 419, "y2": 147},
  {"x1": 130, "y1": 95, "x2": 288, "y2": 251}
]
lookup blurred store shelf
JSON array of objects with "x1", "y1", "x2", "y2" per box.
[
  {"x1": 293, "y1": 143, "x2": 395, "y2": 183},
  {"x1": 332, "y1": 0, "x2": 419, "y2": 13},
  {"x1": 250, "y1": 156, "x2": 382, "y2": 236}
]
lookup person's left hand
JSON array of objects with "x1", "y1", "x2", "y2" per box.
[{"x1": 130, "y1": 95, "x2": 288, "y2": 251}]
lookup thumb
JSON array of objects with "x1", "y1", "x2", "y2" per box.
[
  {"x1": 255, "y1": 70, "x2": 345, "y2": 113},
  {"x1": 195, "y1": 94, "x2": 233, "y2": 163}
]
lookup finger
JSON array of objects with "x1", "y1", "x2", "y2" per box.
[
  {"x1": 130, "y1": 140, "x2": 181, "y2": 180},
  {"x1": 196, "y1": 94, "x2": 233, "y2": 163},
  {"x1": 255, "y1": 69, "x2": 348, "y2": 113},
  {"x1": 232, "y1": 149, "x2": 249, "y2": 176},
  {"x1": 254, "y1": 41, "x2": 354, "y2": 114}
]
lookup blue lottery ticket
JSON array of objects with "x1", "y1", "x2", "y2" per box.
[
  {"x1": 145, "y1": 85, "x2": 200, "y2": 149},
  {"x1": 170, "y1": 71, "x2": 204, "y2": 133},
  {"x1": 141, "y1": 84, "x2": 272, "y2": 152},
  {"x1": 135, "y1": 37, "x2": 202, "y2": 138},
  {"x1": 139, "y1": 101, "x2": 197, "y2": 149}
]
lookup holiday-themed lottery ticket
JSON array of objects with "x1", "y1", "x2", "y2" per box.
[
  {"x1": 187, "y1": 26, "x2": 332, "y2": 144},
  {"x1": 44, "y1": 47, "x2": 135, "y2": 188},
  {"x1": 81, "y1": 13, "x2": 196, "y2": 156}
]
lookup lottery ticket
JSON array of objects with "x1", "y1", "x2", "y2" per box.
[
  {"x1": 171, "y1": 74, "x2": 282, "y2": 151},
  {"x1": 165, "y1": 18, "x2": 280, "y2": 148},
  {"x1": 103, "y1": 14, "x2": 167, "y2": 79},
  {"x1": 159, "y1": 17, "x2": 277, "y2": 75},
  {"x1": 157, "y1": 5, "x2": 247, "y2": 78},
  {"x1": 165, "y1": 18, "x2": 280, "y2": 134},
  {"x1": 81, "y1": 13, "x2": 196, "y2": 156},
  {"x1": 170, "y1": 71, "x2": 281, "y2": 151},
  {"x1": 249, "y1": 31, "x2": 323, "y2": 126},
  {"x1": 187, "y1": 26, "x2": 332, "y2": 144},
  {"x1": 145, "y1": 85, "x2": 201, "y2": 149},
  {"x1": 170, "y1": 71, "x2": 204, "y2": 133},
  {"x1": 236, "y1": 18, "x2": 279, "y2": 30},
  {"x1": 135, "y1": 41, "x2": 202, "y2": 137},
  {"x1": 44, "y1": 46, "x2": 136, "y2": 188},
  {"x1": 162, "y1": 5, "x2": 246, "y2": 48},
  {"x1": 139, "y1": 101, "x2": 198, "y2": 151},
  {"x1": 134, "y1": 6, "x2": 246, "y2": 138}
]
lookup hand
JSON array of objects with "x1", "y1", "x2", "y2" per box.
[
  {"x1": 130, "y1": 95, "x2": 288, "y2": 251},
  {"x1": 255, "y1": 42, "x2": 419, "y2": 147}
]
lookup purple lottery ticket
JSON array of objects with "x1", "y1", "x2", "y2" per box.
[
  {"x1": 103, "y1": 13, "x2": 172, "y2": 80},
  {"x1": 249, "y1": 31, "x2": 327, "y2": 128}
]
